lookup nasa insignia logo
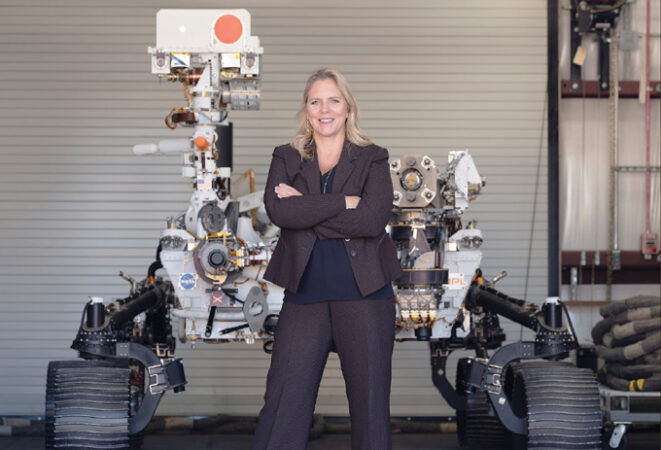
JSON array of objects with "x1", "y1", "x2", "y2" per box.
[{"x1": 179, "y1": 273, "x2": 197, "y2": 290}]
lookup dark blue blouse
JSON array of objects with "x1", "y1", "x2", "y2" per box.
[{"x1": 283, "y1": 167, "x2": 394, "y2": 304}]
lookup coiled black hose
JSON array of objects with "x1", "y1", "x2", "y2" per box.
[{"x1": 592, "y1": 296, "x2": 661, "y2": 392}]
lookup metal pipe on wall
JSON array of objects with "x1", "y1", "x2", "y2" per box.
[
  {"x1": 548, "y1": 0, "x2": 560, "y2": 297},
  {"x1": 644, "y1": 0, "x2": 652, "y2": 235},
  {"x1": 607, "y1": 24, "x2": 620, "y2": 302}
]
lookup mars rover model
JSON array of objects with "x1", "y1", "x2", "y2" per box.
[{"x1": 45, "y1": 9, "x2": 604, "y2": 450}]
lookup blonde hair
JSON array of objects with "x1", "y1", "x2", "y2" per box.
[{"x1": 291, "y1": 68, "x2": 373, "y2": 158}]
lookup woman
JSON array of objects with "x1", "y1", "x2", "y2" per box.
[{"x1": 251, "y1": 68, "x2": 402, "y2": 450}]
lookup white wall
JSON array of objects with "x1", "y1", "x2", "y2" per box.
[
  {"x1": 559, "y1": 0, "x2": 661, "y2": 252},
  {"x1": 558, "y1": 0, "x2": 661, "y2": 344}
]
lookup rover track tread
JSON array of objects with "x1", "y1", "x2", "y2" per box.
[
  {"x1": 512, "y1": 361, "x2": 602, "y2": 450},
  {"x1": 456, "y1": 358, "x2": 510, "y2": 449},
  {"x1": 46, "y1": 360, "x2": 132, "y2": 450}
]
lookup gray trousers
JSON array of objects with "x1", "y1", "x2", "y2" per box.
[{"x1": 251, "y1": 298, "x2": 396, "y2": 450}]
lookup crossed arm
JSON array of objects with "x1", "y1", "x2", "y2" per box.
[
  {"x1": 263, "y1": 146, "x2": 393, "y2": 238},
  {"x1": 313, "y1": 150, "x2": 392, "y2": 239},
  {"x1": 263, "y1": 148, "x2": 346, "y2": 229}
]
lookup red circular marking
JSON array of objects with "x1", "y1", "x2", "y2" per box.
[
  {"x1": 194, "y1": 136, "x2": 209, "y2": 150},
  {"x1": 214, "y1": 14, "x2": 243, "y2": 44}
]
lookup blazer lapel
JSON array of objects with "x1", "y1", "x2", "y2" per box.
[
  {"x1": 300, "y1": 140, "x2": 357, "y2": 194},
  {"x1": 300, "y1": 148, "x2": 321, "y2": 194},
  {"x1": 331, "y1": 141, "x2": 357, "y2": 193}
]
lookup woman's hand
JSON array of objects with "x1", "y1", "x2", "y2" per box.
[
  {"x1": 345, "y1": 195, "x2": 361, "y2": 209},
  {"x1": 275, "y1": 183, "x2": 302, "y2": 198}
]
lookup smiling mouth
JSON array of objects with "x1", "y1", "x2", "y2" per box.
[{"x1": 319, "y1": 118, "x2": 333, "y2": 123}]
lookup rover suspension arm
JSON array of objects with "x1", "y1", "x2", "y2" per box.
[{"x1": 460, "y1": 284, "x2": 580, "y2": 435}]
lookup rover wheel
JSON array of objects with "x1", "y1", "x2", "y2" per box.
[
  {"x1": 510, "y1": 361, "x2": 602, "y2": 450},
  {"x1": 455, "y1": 357, "x2": 510, "y2": 449},
  {"x1": 45, "y1": 359, "x2": 135, "y2": 449}
]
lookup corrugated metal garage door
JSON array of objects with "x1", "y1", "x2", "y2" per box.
[{"x1": 0, "y1": 0, "x2": 548, "y2": 417}]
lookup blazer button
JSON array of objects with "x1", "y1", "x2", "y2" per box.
[
  {"x1": 345, "y1": 238, "x2": 351, "y2": 242},
  {"x1": 350, "y1": 250, "x2": 356, "y2": 257}
]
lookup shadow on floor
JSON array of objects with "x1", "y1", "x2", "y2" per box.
[
  {"x1": 2, "y1": 431, "x2": 661, "y2": 450},
  {"x1": 0, "y1": 433, "x2": 459, "y2": 450}
]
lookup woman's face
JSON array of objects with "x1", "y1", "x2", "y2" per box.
[{"x1": 306, "y1": 78, "x2": 349, "y2": 140}]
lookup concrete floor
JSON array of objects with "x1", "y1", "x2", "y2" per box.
[
  {"x1": 0, "y1": 433, "x2": 459, "y2": 450},
  {"x1": 1, "y1": 431, "x2": 660, "y2": 450}
]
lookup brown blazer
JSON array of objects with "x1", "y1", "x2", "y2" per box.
[{"x1": 262, "y1": 140, "x2": 403, "y2": 296}]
